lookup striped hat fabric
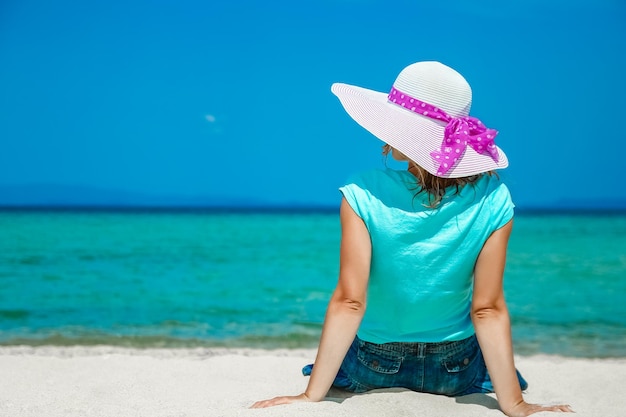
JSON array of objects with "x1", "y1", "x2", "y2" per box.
[{"x1": 331, "y1": 61, "x2": 508, "y2": 178}]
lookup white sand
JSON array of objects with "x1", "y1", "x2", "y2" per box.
[{"x1": 0, "y1": 346, "x2": 624, "y2": 417}]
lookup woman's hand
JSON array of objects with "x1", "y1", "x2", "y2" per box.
[
  {"x1": 503, "y1": 400, "x2": 574, "y2": 416},
  {"x1": 250, "y1": 393, "x2": 312, "y2": 409}
]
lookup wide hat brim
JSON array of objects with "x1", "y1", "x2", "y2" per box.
[{"x1": 331, "y1": 82, "x2": 508, "y2": 178}]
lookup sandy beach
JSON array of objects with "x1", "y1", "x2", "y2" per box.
[{"x1": 0, "y1": 346, "x2": 623, "y2": 417}]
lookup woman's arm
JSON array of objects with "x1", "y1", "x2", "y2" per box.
[
  {"x1": 251, "y1": 198, "x2": 371, "y2": 408},
  {"x1": 472, "y1": 219, "x2": 572, "y2": 417}
]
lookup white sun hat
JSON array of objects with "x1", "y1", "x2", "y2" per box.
[{"x1": 331, "y1": 61, "x2": 508, "y2": 178}]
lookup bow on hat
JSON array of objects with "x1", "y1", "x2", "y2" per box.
[{"x1": 388, "y1": 87, "x2": 500, "y2": 176}]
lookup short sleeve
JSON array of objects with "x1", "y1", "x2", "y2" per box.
[
  {"x1": 338, "y1": 174, "x2": 367, "y2": 220},
  {"x1": 488, "y1": 182, "x2": 515, "y2": 230}
]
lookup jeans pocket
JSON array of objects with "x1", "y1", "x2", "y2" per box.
[
  {"x1": 442, "y1": 340, "x2": 480, "y2": 374},
  {"x1": 356, "y1": 341, "x2": 402, "y2": 374},
  {"x1": 427, "y1": 338, "x2": 482, "y2": 396}
]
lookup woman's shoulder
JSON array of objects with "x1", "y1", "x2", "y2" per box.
[
  {"x1": 453, "y1": 174, "x2": 513, "y2": 212},
  {"x1": 470, "y1": 173, "x2": 510, "y2": 195},
  {"x1": 341, "y1": 169, "x2": 420, "y2": 211},
  {"x1": 473, "y1": 174, "x2": 514, "y2": 213}
]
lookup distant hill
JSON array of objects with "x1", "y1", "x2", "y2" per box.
[
  {"x1": 555, "y1": 198, "x2": 626, "y2": 210},
  {"x1": 519, "y1": 198, "x2": 626, "y2": 213}
]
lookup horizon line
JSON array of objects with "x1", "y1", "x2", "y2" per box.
[{"x1": 1, "y1": 204, "x2": 625, "y2": 215}]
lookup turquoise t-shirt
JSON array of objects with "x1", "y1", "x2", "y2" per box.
[{"x1": 339, "y1": 169, "x2": 514, "y2": 344}]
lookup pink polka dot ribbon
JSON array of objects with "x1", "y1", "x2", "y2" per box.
[{"x1": 388, "y1": 87, "x2": 500, "y2": 175}]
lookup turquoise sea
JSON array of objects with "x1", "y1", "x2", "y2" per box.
[{"x1": 0, "y1": 209, "x2": 625, "y2": 358}]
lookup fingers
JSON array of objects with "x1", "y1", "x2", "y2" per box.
[
  {"x1": 530, "y1": 404, "x2": 574, "y2": 415},
  {"x1": 550, "y1": 404, "x2": 574, "y2": 413},
  {"x1": 250, "y1": 394, "x2": 310, "y2": 409},
  {"x1": 509, "y1": 402, "x2": 574, "y2": 416},
  {"x1": 250, "y1": 396, "x2": 290, "y2": 408}
]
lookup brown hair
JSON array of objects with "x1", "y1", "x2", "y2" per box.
[{"x1": 383, "y1": 144, "x2": 496, "y2": 209}]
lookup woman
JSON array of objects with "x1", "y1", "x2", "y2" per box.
[{"x1": 252, "y1": 62, "x2": 572, "y2": 416}]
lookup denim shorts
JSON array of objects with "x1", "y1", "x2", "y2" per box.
[{"x1": 303, "y1": 334, "x2": 527, "y2": 396}]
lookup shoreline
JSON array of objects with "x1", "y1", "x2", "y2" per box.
[
  {"x1": 2, "y1": 344, "x2": 626, "y2": 360},
  {"x1": 1, "y1": 346, "x2": 624, "y2": 417},
  {"x1": 2, "y1": 344, "x2": 624, "y2": 360}
]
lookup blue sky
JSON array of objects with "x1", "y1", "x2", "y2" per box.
[{"x1": 1, "y1": 0, "x2": 625, "y2": 208}]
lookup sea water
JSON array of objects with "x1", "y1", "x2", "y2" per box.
[{"x1": 0, "y1": 210, "x2": 624, "y2": 358}]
